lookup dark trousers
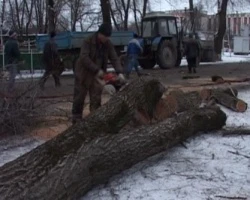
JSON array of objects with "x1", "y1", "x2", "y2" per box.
[
  {"x1": 187, "y1": 57, "x2": 197, "y2": 73},
  {"x1": 72, "y1": 76, "x2": 103, "y2": 122},
  {"x1": 126, "y1": 54, "x2": 140, "y2": 78},
  {"x1": 39, "y1": 70, "x2": 61, "y2": 88},
  {"x1": 39, "y1": 60, "x2": 64, "y2": 88},
  {"x1": 6, "y1": 64, "x2": 17, "y2": 93}
]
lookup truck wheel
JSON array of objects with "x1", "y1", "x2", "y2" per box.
[
  {"x1": 175, "y1": 50, "x2": 182, "y2": 67},
  {"x1": 139, "y1": 59, "x2": 156, "y2": 69},
  {"x1": 157, "y1": 40, "x2": 177, "y2": 69}
]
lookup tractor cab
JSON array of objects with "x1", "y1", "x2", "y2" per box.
[
  {"x1": 139, "y1": 12, "x2": 183, "y2": 69},
  {"x1": 142, "y1": 12, "x2": 179, "y2": 39}
]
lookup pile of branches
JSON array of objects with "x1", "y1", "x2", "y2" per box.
[{"x1": 0, "y1": 81, "x2": 44, "y2": 135}]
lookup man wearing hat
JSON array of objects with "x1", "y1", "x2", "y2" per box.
[
  {"x1": 39, "y1": 31, "x2": 64, "y2": 89},
  {"x1": 185, "y1": 33, "x2": 200, "y2": 73},
  {"x1": 125, "y1": 33, "x2": 143, "y2": 79},
  {"x1": 72, "y1": 23, "x2": 125, "y2": 124},
  {"x1": 4, "y1": 30, "x2": 21, "y2": 93}
]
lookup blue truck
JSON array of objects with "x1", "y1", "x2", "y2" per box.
[
  {"x1": 36, "y1": 31, "x2": 135, "y2": 70},
  {"x1": 35, "y1": 12, "x2": 215, "y2": 70}
]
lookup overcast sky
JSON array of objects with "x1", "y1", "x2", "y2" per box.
[{"x1": 151, "y1": 0, "x2": 250, "y2": 14}]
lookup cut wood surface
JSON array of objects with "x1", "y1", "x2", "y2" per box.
[
  {"x1": 0, "y1": 107, "x2": 227, "y2": 200},
  {"x1": 210, "y1": 89, "x2": 247, "y2": 112},
  {"x1": 154, "y1": 90, "x2": 203, "y2": 121},
  {"x1": 0, "y1": 77, "x2": 165, "y2": 200}
]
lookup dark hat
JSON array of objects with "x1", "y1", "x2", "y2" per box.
[
  {"x1": 9, "y1": 30, "x2": 17, "y2": 38},
  {"x1": 50, "y1": 31, "x2": 56, "y2": 38},
  {"x1": 133, "y1": 33, "x2": 139, "y2": 38},
  {"x1": 98, "y1": 23, "x2": 112, "y2": 37}
]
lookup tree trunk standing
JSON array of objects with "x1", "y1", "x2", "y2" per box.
[
  {"x1": 140, "y1": 0, "x2": 149, "y2": 34},
  {"x1": 47, "y1": 0, "x2": 55, "y2": 33},
  {"x1": 0, "y1": 107, "x2": 226, "y2": 200},
  {"x1": 1, "y1": 0, "x2": 5, "y2": 24},
  {"x1": 189, "y1": 0, "x2": 195, "y2": 33},
  {"x1": 100, "y1": 0, "x2": 111, "y2": 25},
  {"x1": 132, "y1": 0, "x2": 140, "y2": 34},
  {"x1": 0, "y1": 78, "x2": 164, "y2": 200},
  {"x1": 214, "y1": 0, "x2": 229, "y2": 61}
]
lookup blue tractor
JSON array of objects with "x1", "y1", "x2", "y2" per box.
[{"x1": 138, "y1": 12, "x2": 183, "y2": 69}]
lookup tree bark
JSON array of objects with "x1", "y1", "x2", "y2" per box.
[
  {"x1": 100, "y1": 0, "x2": 111, "y2": 25},
  {"x1": 210, "y1": 89, "x2": 247, "y2": 112},
  {"x1": 0, "y1": 78, "x2": 165, "y2": 200},
  {"x1": 0, "y1": 107, "x2": 226, "y2": 199},
  {"x1": 214, "y1": 0, "x2": 229, "y2": 60},
  {"x1": 47, "y1": 0, "x2": 55, "y2": 33}
]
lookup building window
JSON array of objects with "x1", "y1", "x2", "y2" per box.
[
  {"x1": 208, "y1": 18, "x2": 212, "y2": 31},
  {"x1": 244, "y1": 17, "x2": 247, "y2": 25}
]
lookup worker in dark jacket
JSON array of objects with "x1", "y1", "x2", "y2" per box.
[
  {"x1": 185, "y1": 34, "x2": 200, "y2": 73},
  {"x1": 125, "y1": 33, "x2": 143, "y2": 79},
  {"x1": 72, "y1": 23, "x2": 125, "y2": 124},
  {"x1": 39, "y1": 31, "x2": 64, "y2": 89},
  {"x1": 4, "y1": 31, "x2": 21, "y2": 93}
]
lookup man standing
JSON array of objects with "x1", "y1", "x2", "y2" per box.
[
  {"x1": 125, "y1": 33, "x2": 143, "y2": 79},
  {"x1": 4, "y1": 31, "x2": 21, "y2": 93},
  {"x1": 39, "y1": 31, "x2": 64, "y2": 89},
  {"x1": 72, "y1": 23, "x2": 125, "y2": 124},
  {"x1": 185, "y1": 33, "x2": 200, "y2": 73}
]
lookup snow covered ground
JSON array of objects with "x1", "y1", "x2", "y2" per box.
[
  {"x1": 0, "y1": 90, "x2": 250, "y2": 199},
  {"x1": 13, "y1": 52, "x2": 250, "y2": 80}
]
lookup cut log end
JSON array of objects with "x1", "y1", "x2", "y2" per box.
[
  {"x1": 236, "y1": 100, "x2": 248, "y2": 112},
  {"x1": 211, "y1": 75, "x2": 224, "y2": 83}
]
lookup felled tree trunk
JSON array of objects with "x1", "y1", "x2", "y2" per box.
[
  {"x1": 0, "y1": 107, "x2": 226, "y2": 200},
  {"x1": 208, "y1": 89, "x2": 247, "y2": 112},
  {"x1": 0, "y1": 78, "x2": 164, "y2": 200},
  {"x1": 200, "y1": 88, "x2": 238, "y2": 100},
  {"x1": 154, "y1": 90, "x2": 203, "y2": 121}
]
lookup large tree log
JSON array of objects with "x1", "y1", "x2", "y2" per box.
[
  {"x1": 154, "y1": 87, "x2": 243, "y2": 122},
  {"x1": 209, "y1": 89, "x2": 247, "y2": 112},
  {"x1": 154, "y1": 90, "x2": 203, "y2": 121},
  {"x1": 0, "y1": 78, "x2": 164, "y2": 200},
  {"x1": 0, "y1": 107, "x2": 226, "y2": 200}
]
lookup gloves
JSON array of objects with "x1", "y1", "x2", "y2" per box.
[
  {"x1": 95, "y1": 69, "x2": 105, "y2": 86},
  {"x1": 104, "y1": 84, "x2": 116, "y2": 95},
  {"x1": 117, "y1": 73, "x2": 126, "y2": 83},
  {"x1": 96, "y1": 69, "x2": 104, "y2": 78}
]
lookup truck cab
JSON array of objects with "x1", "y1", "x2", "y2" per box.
[{"x1": 139, "y1": 12, "x2": 182, "y2": 69}]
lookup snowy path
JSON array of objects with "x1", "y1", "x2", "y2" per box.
[{"x1": 0, "y1": 91, "x2": 250, "y2": 199}]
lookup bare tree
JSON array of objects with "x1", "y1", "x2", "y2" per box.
[
  {"x1": 100, "y1": 0, "x2": 111, "y2": 25},
  {"x1": 23, "y1": 0, "x2": 34, "y2": 35},
  {"x1": 110, "y1": 0, "x2": 131, "y2": 30}
]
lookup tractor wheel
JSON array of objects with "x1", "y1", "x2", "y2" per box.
[
  {"x1": 175, "y1": 50, "x2": 182, "y2": 67},
  {"x1": 139, "y1": 59, "x2": 156, "y2": 69},
  {"x1": 157, "y1": 40, "x2": 177, "y2": 69}
]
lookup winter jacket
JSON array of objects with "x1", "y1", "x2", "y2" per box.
[
  {"x1": 43, "y1": 39, "x2": 60, "y2": 70},
  {"x1": 74, "y1": 33, "x2": 123, "y2": 87},
  {"x1": 127, "y1": 38, "x2": 143, "y2": 56},
  {"x1": 185, "y1": 38, "x2": 200, "y2": 59},
  {"x1": 4, "y1": 38, "x2": 20, "y2": 65}
]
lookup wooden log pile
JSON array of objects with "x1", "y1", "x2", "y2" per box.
[{"x1": 0, "y1": 77, "x2": 233, "y2": 200}]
